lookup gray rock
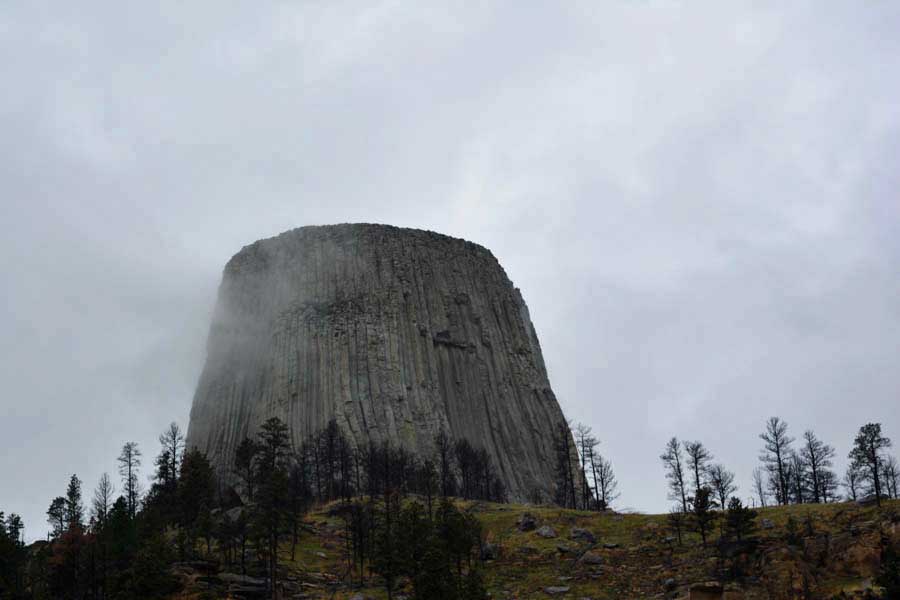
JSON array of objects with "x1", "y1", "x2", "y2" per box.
[
  {"x1": 544, "y1": 587, "x2": 570, "y2": 595},
  {"x1": 602, "y1": 542, "x2": 619, "y2": 549},
  {"x1": 220, "y1": 573, "x2": 266, "y2": 586},
  {"x1": 186, "y1": 224, "x2": 574, "y2": 502},
  {"x1": 570, "y1": 527, "x2": 596, "y2": 543},
  {"x1": 578, "y1": 551, "x2": 603, "y2": 565},
  {"x1": 518, "y1": 513, "x2": 538, "y2": 532},
  {"x1": 664, "y1": 577, "x2": 677, "y2": 591},
  {"x1": 536, "y1": 525, "x2": 558, "y2": 538},
  {"x1": 761, "y1": 518, "x2": 775, "y2": 529}
]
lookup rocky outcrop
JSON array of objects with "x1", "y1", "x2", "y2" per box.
[{"x1": 186, "y1": 224, "x2": 571, "y2": 502}]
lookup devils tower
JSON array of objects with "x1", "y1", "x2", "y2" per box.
[{"x1": 186, "y1": 224, "x2": 570, "y2": 502}]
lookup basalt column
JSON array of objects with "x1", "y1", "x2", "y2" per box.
[{"x1": 186, "y1": 223, "x2": 571, "y2": 502}]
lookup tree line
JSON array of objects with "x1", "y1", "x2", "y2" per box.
[
  {"x1": 660, "y1": 419, "x2": 897, "y2": 519},
  {"x1": 551, "y1": 421, "x2": 620, "y2": 511},
  {"x1": 0, "y1": 418, "x2": 505, "y2": 599}
]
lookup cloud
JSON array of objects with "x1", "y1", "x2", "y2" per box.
[{"x1": 2, "y1": 1, "x2": 899, "y2": 535}]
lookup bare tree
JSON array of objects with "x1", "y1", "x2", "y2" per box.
[
  {"x1": 881, "y1": 455, "x2": 899, "y2": 499},
  {"x1": 117, "y1": 442, "x2": 142, "y2": 518},
  {"x1": 91, "y1": 472, "x2": 115, "y2": 526},
  {"x1": 573, "y1": 423, "x2": 595, "y2": 509},
  {"x1": 800, "y1": 430, "x2": 835, "y2": 503},
  {"x1": 759, "y1": 417, "x2": 793, "y2": 505},
  {"x1": 594, "y1": 455, "x2": 619, "y2": 509},
  {"x1": 159, "y1": 422, "x2": 185, "y2": 485},
  {"x1": 752, "y1": 467, "x2": 768, "y2": 508},
  {"x1": 661, "y1": 437, "x2": 688, "y2": 513},
  {"x1": 787, "y1": 451, "x2": 807, "y2": 504},
  {"x1": 683, "y1": 441, "x2": 712, "y2": 497},
  {"x1": 843, "y1": 464, "x2": 861, "y2": 501},
  {"x1": 707, "y1": 464, "x2": 737, "y2": 511}
]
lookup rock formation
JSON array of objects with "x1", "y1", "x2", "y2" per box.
[{"x1": 186, "y1": 224, "x2": 570, "y2": 501}]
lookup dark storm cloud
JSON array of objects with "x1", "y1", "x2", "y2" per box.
[{"x1": 2, "y1": 1, "x2": 899, "y2": 535}]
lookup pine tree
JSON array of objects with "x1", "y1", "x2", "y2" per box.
[{"x1": 849, "y1": 423, "x2": 892, "y2": 506}]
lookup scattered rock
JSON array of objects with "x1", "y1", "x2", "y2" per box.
[
  {"x1": 518, "y1": 544, "x2": 539, "y2": 555},
  {"x1": 760, "y1": 518, "x2": 775, "y2": 530},
  {"x1": 603, "y1": 542, "x2": 620, "y2": 549},
  {"x1": 518, "y1": 513, "x2": 538, "y2": 532},
  {"x1": 220, "y1": 573, "x2": 266, "y2": 586},
  {"x1": 556, "y1": 543, "x2": 573, "y2": 554},
  {"x1": 664, "y1": 577, "x2": 677, "y2": 591},
  {"x1": 536, "y1": 525, "x2": 558, "y2": 538},
  {"x1": 570, "y1": 527, "x2": 597, "y2": 543},
  {"x1": 544, "y1": 586, "x2": 570, "y2": 595},
  {"x1": 578, "y1": 551, "x2": 604, "y2": 565}
]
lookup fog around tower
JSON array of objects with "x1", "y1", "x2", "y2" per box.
[{"x1": 2, "y1": 2, "x2": 900, "y2": 539}]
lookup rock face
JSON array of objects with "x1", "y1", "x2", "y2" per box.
[{"x1": 186, "y1": 224, "x2": 570, "y2": 501}]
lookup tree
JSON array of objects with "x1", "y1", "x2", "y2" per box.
[
  {"x1": 593, "y1": 455, "x2": 619, "y2": 510},
  {"x1": 800, "y1": 430, "x2": 835, "y2": 503},
  {"x1": 92, "y1": 473, "x2": 115, "y2": 527},
  {"x1": 843, "y1": 463, "x2": 862, "y2": 501},
  {"x1": 724, "y1": 497, "x2": 757, "y2": 542},
  {"x1": 684, "y1": 441, "x2": 713, "y2": 497},
  {"x1": 661, "y1": 437, "x2": 688, "y2": 513},
  {"x1": 707, "y1": 464, "x2": 736, "y2": 511},
  {"x1": 178, "y1": 448, "x2": 216, "y2": 555},
  {"x1": 117, "y1": 442, "x2": 142, "y2": 518},
  {"x1": 434, "y1": 431, "x2": 456, "y2": 498},
  {"x1": 552, "y1": 421, "x2": 577, "y2": 509},
  {"x1": 787, "y1": 451, "x2": 807, "y2": 504},
  {"x1": 372, "y1": 492, "x2": 403, "y2": 600},
  {"x1": 689, "y1": 487, "x2": 717, "y2": 547},
  {"x1": 234, "y1": 437, "x2": 260, "y2": 502},
  {"x1": 65, "y1": 474, "x2": 84, "y2": 530},
  {"x1": 47, "y1": 497, "x2": 67, "y2": 538},
  {"x1": 848, "y1": 423, "x2": 892, "y2": 506},
  {"x1": 881, "y1": 455, "x2": 899, "y2": 499},
  {"x1": 573, "y1": 423, "x2": 595, "y2": 509},
  {"x1": 254, "y1": 417, "x2": 291, "y2": 598},
  {"x1": 759, "y1": 417, "x2": 793, "y2": 506},
  {"x1": 752, "y1": 467, "x2": 768, "y2": 508},
  {"x1": 667, "y1": 507, "x2": 685, "y2": 546},
  {"x1": 158, "y1": 422, "x2": 184, "y2": 488}
]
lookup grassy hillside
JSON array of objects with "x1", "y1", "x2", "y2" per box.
[{"x1": 174, "y1": 498, "x2": 900, "y2": 599}]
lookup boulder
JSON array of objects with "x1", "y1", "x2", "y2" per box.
[
  {"x1": 544, "y1": 586, "x2": 570, "y2": 595},
  {"x1": 536, "y1": 525, "x2": 558, "y2": 538},
  {"x1": 578, "y1": 551, "x2": 604, "y2": 565},
  {"x1": 570, "y1": 527, "x2": 597, "y2": 543},
  {"x1": 519, "y1": 513, "x2": 538, "y2": 532}
]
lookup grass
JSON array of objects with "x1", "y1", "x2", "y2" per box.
[{"x1": 217, "y1": 497, "x2": 900, "y2": 599}]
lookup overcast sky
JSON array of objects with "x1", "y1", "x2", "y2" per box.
[{"x1": 3, "y1": 2, "x2": 899, "y2": 539}]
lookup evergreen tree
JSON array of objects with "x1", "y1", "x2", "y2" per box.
[
  {"x1": 724, "y1": 497, "x2": 757, "y2": 542},
  {"x1": 178, "y1": 448, "x2": 216, "y2": 556},
  {"x1": 254, "y1": 417, "x2": 291, "y2": 598},
  {"x1": 65, "y1": 474, "x2": 84, "y2": 530},
  {"x1": 689, "y1": 487, "x2": 717, "y2": 547},
  {"x1": 117, "y1": 442, "x2": 142, "y2": 518},
  {"x1": 849, "y1": 423, "x2": 892, "y2": 505}
]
